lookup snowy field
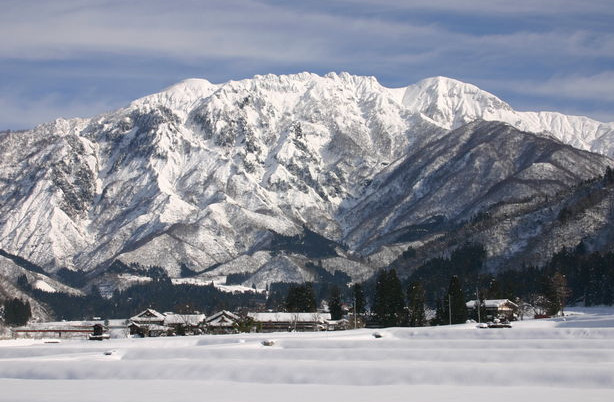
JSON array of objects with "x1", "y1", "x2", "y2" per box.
[{"x1": 1, "y1": 307, "x2": 614, "y2": 402}]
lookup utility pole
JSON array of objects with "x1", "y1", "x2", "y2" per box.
[
  {"x1": 476, "y1": 287, "x2": 481, "y2": 324},
  {"x1": 353, "y1": 295, "x2": 357, "y2": 329},
  {"x1": 448, "y1": 294, "x2": 452, "y2": 326}
]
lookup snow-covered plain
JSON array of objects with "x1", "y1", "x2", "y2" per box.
[{"x1": 1, "y1": 308, "x2": 613, "y2": 402}]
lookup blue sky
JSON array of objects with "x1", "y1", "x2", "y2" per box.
[{"x1": 2, "y1": 0, "x2": 614, "y2": 129}]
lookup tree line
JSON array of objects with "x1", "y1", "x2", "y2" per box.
[
  {"x1": 14, "y1": 270, "x2": 266, "y2": 321},
  {"x1": 8, "y1": 237, "x2": 612, "y2": 326}
]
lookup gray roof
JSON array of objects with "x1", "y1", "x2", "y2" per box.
[{"x1": 248, "y1": 312, "x2": 331, "y2": 323}]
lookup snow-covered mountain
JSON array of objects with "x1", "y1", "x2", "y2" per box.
[
  {"x1": 402, "y1": 76, "x2": 614, "y2": 155},
  {"x1": 0, "y1": 72, "x2": 613, "y2": 290}
]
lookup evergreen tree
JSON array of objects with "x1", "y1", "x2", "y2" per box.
[
  {"x1": 433, "y1": 297, "x2": 446, "y2": 326},
  {"x1": 147, "y1": 266, "x2": 171, "y2": 284},
  {"x1": 445, "y1": 276, "x2": 467, "y2": 324},
  {"x1": 16, "y1": 274, "x2": 31, "y2": 291},
  {"x1": 474, "y1": 290, "x2": 488, "y2": 323},
  {"x1": 372, "y1": 269, "x2": 406, "y2": 327},
  {"x1": 266, "y1": 283, "x2": 289, "y2": 311},
  {"x1": 352, "y1": 283, "x2": 366, "y2": 315},
  {"x1": 405, "y1": 243, "x2": 486, "y2": 306},
  {"x1": 328, "y1": 285, "x2": 343, "y2": 320},
  {"x1": 2, "y1": 298, "x2": 31, "y2": 326},
  {"x1": 406, "y1": 281, "x2": 427, "y2": 327},
  {"x1": 486, "y1": 278, "x2": 504, "y2": 299},
  {"x1": 180, "y1": 263, "x2": 197, "y2": 278},
  {"x1": 285, "y1": 282, "x2": 317, "y2": 312},
  {"x1": 90, "y1": 285, "x2": 102, "y2": 298}
]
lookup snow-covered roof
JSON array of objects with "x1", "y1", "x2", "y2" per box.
[
  {"x1": 206, "y1": 311, "x2": 240, "y2": 327},
  {"x1": 326, "y1": 318, "x2": 349, "y2": 324},
  {"x1": 163, "y1": 313, "x2": 205, "y2": 326},
  {"x1": 248, "y1": 312, "x2": 332, "y2": 323},
  {"x1": 130, "y1": 309, "x2": 166, "y2": 323},
  {"x1": 206, "y1": 310, "x2": 239, "y2": 322},
  {"x1": 135, "y1": 324, "x2": 169, "y2": 332},
  {"x1": 466, "y1": 299, "x2": 518, "y2": 309}
]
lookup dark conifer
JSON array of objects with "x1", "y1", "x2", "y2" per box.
[
  {"x1": 445, "y1": 275, "x2": 467, "y2": 324},
  {"x1": 352, "y1": 283, "x2": 366, "y2": 315},
  {"x1": 285, "y1": 282, "x2": 317, "y2": 312},
  {"x1": 372, "y1": 269, "x2": 406, "y2": 327},
  {"x1": 16, "y1": 274, "x2": 30, "y2": 291},
  {"x1": 328, "y1": 285, "x2": 343, "y2": 320},
  {"x1": 433, "y1": 297, "x2": 446, "y2": 326},
  {"x1": 407, "y1": 281, "x2": 427, "y2": 327},
  {"x1": 2, "y1": 298, "x2": 32, "y2": 326}
]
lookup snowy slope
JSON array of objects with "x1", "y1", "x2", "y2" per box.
[
  {"x1": 402, "y1": 76, "x2": 614, "y2": 155},
  {"x1": 0, "y1": 256, "x2": 61, "y2": 322},
  {"x1": 342, "y1": 120, "x2": 611, "y2": 253},
  {"x1": 0, "y1": 72, "x2": 613, "y2": 286}
]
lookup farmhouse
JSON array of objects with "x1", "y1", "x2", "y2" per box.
[
  {"x1": 248, "y1": 312, "x2": 331, "y2": 332},
  {"x1": 466, "y1": 299, "x2": 519, "y2": 321},
  {"x1": 129, "y1": 309, "x2": 166, "y2": 325},
  {"x1": 205, "y1": 310, "x2": 240, "y2": 334},
  {"x1": 128, "y1": 309, "x2": 206, "y2": 336},
  {"x1": 128, "y1": 322, "x2": 172, "y2": 337},
  {"x1": 325, "y1": 318, "x2": 350, "y2": 331},
  {"x1": 163, "y1": 312, "x2": 206, "y2": 335},
  {"x1": 128, "y1": 309, "x2": 167, "y2": 336}
]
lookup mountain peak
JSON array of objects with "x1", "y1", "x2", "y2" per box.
[
  {"x1": 402, "y1": 76, "x2": 513, "y2": 129},
  {"x1": 129, "y1": 78, "x2": 219, "y2": 118}
]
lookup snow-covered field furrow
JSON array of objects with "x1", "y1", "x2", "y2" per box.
[{"x1": 1, "y1": 308, "x2": 613, "y2": 401}]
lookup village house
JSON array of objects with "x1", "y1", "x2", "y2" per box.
[
  {"x1": 247, "y1": 312, "x2": 331, "y2": 332},
  {"x1": 11, "y1": 308, "x2": 350, "y2": 340},
  {"x1": 128, "y1": 309, "x2": 172, "y2": 337},
  {"x1": 163, "y1": 312, "x2": 206, "y2": 335},
  {"x1": 466, "y1": 299, "x2": 519, "y2": 321},
  {"x1": 129, "y1": 309, "x2": 166, "y2": 325},
  {"x1": 205, "y1": 310, "x2": 240, "y2": 334},
  {"x1": 127, "y1": 322, "x2": 171, "y2": 337},
  {"x1": 325, "y1": 318, "x2": 350, "y2": 331}
]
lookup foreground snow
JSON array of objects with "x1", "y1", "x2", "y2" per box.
[{"x1": 1, "y1": 307, "x2": 613, "y2": 401}]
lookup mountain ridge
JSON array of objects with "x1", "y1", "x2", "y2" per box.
[{"x1": 1, "y1": 72, "x2": 613, "y2": 292}]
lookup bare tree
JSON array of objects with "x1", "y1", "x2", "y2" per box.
[{"x1": 549, "y1": 272, "x2": 572, "y2": 316}]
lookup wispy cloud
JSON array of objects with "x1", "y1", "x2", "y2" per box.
[
  {"x1": 6, "y1": 0, "x2": 609, "y2": 64},
  {"x1": 1, "y1": 0, "x2": 325, "y2": 61},
  {"x1": 330, "y1": 0, "x2": 614, "y2": 16},
  {"x1": 489, "y1": 72, "x2": 614, "y2": 103}
]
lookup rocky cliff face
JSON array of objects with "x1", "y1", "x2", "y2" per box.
[{"x1": 0, "y1": 72, "x2": 612, "y2": 289}]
